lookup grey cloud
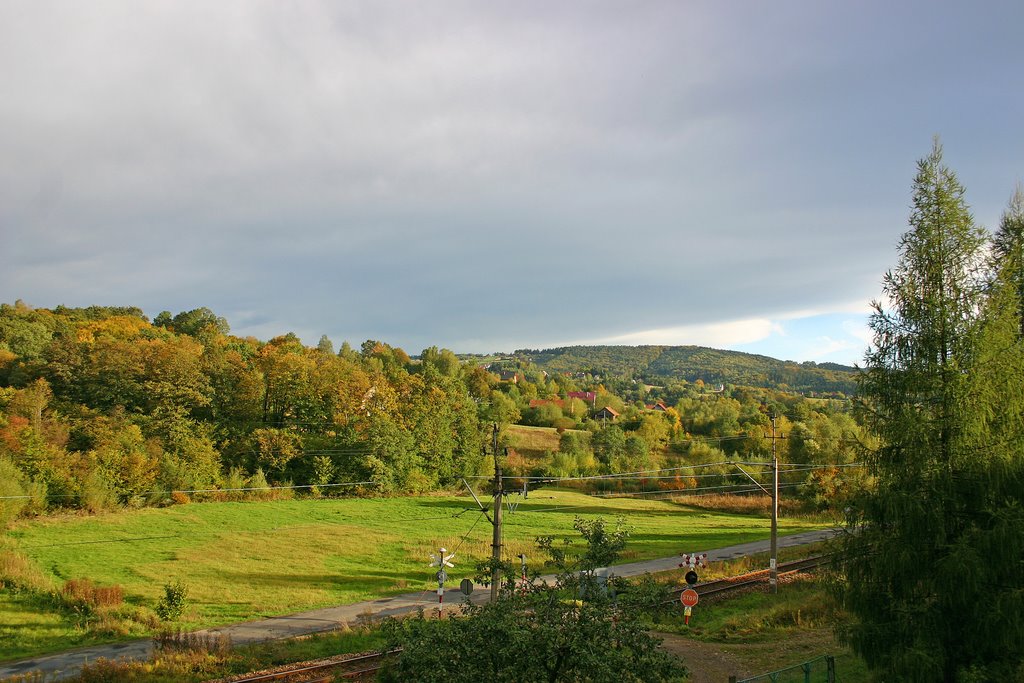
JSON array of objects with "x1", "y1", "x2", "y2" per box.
[{"x1": 1, "y1": 1, "x2": 1022, "y2": 357}]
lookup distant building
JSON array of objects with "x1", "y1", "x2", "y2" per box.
[
  {"x1": 496, "y1": 370, "x2": 521, "y2": 383},
  {"x1": 645, "y1": 402, "x2": 668, "y2": 412},
  {"x1": 594, "y1": 406, "x2": 619, "y2": 421},
  {"x1": 567, "y1": 391, "x2": 597, "y2": 405}
]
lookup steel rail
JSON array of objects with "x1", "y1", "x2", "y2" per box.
[
  {"x1": 664, "y1": 554, "x2": 829, "y2": 605},
  {"x1": 222, "y1": 649, "x2": 399, "y2": 683}
]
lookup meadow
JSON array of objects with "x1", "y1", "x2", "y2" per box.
[{"x1": 0, "y1": 489, "x2": 828, "y2": 661}]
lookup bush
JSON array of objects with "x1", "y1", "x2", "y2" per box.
[
  {"x1": 81, "y1": 470, "x2": 120, "y2": 513},
  {"x1": 222, "y1": 467, "x2": 247, "y2": 501},
  {"x1": 169, "y1": 491, "x2": 191, "y2": 505},
  {"x1": 62, "y1": 578, "x2": 124, "y2": 609},
  {"x1": 246, "y1": 469, "x2": 273, "y2": 501},
  {"x1": 0, "y1": 458, "x2": 28, "y2": 526},
  {"x1": 154, "y1": 628, "x2": 231, "y2": 655},
  {"x1": 0, "y1": 549, "x2": 50, "y2": 591},
  {"x1": 156, "y1": 581, "x2": 188, "y2": 621}
]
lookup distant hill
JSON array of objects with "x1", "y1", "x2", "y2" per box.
[{"x1": 515, "y1": 345, "x2": 858, "y2": 395}]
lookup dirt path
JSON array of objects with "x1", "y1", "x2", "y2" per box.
[{"x1": 658, "y1": 633, "x2": 750, "y2": 683}]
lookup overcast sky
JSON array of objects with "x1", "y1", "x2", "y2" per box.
[{"x1": 2, "y1": 1, "x2": 1022, "y2": 365}]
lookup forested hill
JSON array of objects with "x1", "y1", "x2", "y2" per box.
[{"x1": 515, "y1": 345, "x2": 858, "y2": 395}]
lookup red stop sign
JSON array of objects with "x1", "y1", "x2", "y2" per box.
[{"x1": 680, "y1": 588, "x2": 699, "y2": 607}]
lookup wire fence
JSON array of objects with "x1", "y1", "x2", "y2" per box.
[{"x1": 734, "y1": 654, "x2": 836, "y2": 683}]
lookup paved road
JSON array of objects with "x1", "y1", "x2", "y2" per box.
[{"x1": 0, "y1": 528, "x2": 839, "y2": 681}]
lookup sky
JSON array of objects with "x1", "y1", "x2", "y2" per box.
[{"x1": 1, "y1": 1, "x2": 1022, "y2": 366}]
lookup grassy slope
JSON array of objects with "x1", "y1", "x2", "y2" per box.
[{"x1": 1, "y1": 490, "x2": 827, "y2": 661}]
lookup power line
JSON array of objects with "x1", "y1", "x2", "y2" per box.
[
  {"x1": 0, "y1": 480, "x2": 378, "y2": 501},
  {"x1": 468, "y1": 461, "x2": 736, "y2": 483}
]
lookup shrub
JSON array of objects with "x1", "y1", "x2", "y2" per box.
[
  {"x1": 156, "y1": 581, "x2": 188, "y2": 621},
  {"x1": 62, "y1": 578, "x2": 124, "y2": 609},
  {"x1": 154, "y1": 628, "x2": 231, "y2": 655},
  {"x1": 0, "y1": 550, "x2": 50, "y2": 591},
  {"x1": 0, "y1": 458, "x2": 27, "y2": 526},
  {"x1": 222, "y1": 467, "x2": 247, "y2": 501},
  {"x1": 169, "y1": 491, "x2": 191, "y2": 505},
  {"x1": 81, "y1": 470, "x2": 120, "y2": 513},
  {"x1": 246, "y1": 469, "x2": 272, "y2": 501}
]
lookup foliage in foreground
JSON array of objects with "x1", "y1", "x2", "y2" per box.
[{"x1": 380, "y1": 517, "x2": 686, "y2": 682}]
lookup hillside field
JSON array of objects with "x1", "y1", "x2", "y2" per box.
[{"x1": 1, "y1": 490, "x2": 829, "y2": 661}]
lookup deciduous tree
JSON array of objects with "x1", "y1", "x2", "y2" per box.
[{"x1": 381, "y1": 517, "x2": 684, "y2": 682}]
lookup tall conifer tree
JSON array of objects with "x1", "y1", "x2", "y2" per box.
[
  {"x1": 992, "y1": 184, "x2": 1024, "y2": 336},
  {"x1": 837, "y1": 141, "x2": 1024, "y2": 681}
]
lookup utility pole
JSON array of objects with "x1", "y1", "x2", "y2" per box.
[
  {"x1": 729, "y1": 412, "x2": 784, "y2": 596},
  {"x1": 766, "y1": 414, "x2": 785, "y2": 594},
  {"x1": 490, "y1": 423, "x2": 503, "y2": 602}
]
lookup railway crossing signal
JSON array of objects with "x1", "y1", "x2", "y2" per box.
[
  {"x1": 679, "y1": 553, "x2": 707, "y2": 585},
  {"x1": 679, "y1": 553, "x2": 708, "y2": 568},
  {"x1": 429, "y1": 548, "x2": 456, "y2": 613},
  {"x1": 678, "y1": 553, "x2": 706, "y2": 625}
]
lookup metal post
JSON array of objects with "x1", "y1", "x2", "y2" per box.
[
  {"x1": 490, "y1": 423, "x2": 503, "y2": 601},
  {"x1": 438, "y1": 547, "x2": 445, "y2": 614}
]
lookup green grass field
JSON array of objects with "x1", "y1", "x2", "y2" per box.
[{"x1": 0, "y1": 489, "x2": 828, "y2": 661}]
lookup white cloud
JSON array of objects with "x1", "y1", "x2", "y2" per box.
[{"x1": 570, "y1": 317, "x2": 781, "y2": 349}]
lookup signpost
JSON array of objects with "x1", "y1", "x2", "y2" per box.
[
  {"x1": 678, "y1": 552, "x2": 706, "y2": 626},
  {"x1": 680, "y1": 588, "x2": 699, "y2": 625}
]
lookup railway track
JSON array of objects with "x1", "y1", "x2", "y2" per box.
[
  {"x1": 666, "y1": 554, "x2": 829, "y2": 604},
  {"x1": 220, "y1": 649, "x2": 398, "y2": 683},
  {"x1": 221, "y1": 556, "x2": 828, "y2": 682}
]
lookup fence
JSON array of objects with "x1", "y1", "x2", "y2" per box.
[{"x1": 732, "y1": 655, "x2": 836, "y2": 683}]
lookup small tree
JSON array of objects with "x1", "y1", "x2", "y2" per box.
[
  {"x1": 156, "y1": 581, "x2": 188, "y2": 621},
  {"x1": 380, "y1": 517, "x2": 685, "y2": 682}
]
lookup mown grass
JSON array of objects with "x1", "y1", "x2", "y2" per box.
[{"x1": 1, "y1": 489, "x2": 829, "y2": 661}]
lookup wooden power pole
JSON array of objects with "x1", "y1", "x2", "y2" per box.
[
  {"x1": 490, "y1": 423, "x2": 503, "y2": 602},
  {"x1": 766, "y1": 414, "x2": 785, "y2": 594}
]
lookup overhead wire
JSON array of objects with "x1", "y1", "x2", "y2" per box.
[{"x1": 0, "y1": 480, "x2": 378, "y2": 501}]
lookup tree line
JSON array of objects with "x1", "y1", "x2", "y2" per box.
[
  {"x1": 518, "y1": 344, "x2": 857, "y2": 396},
  {"x1": 0, "y1": 299, "x2": 871, "y2": 522},
  {"x1": 0, "y1": 309, "x2": 494, "y2": 518}
]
